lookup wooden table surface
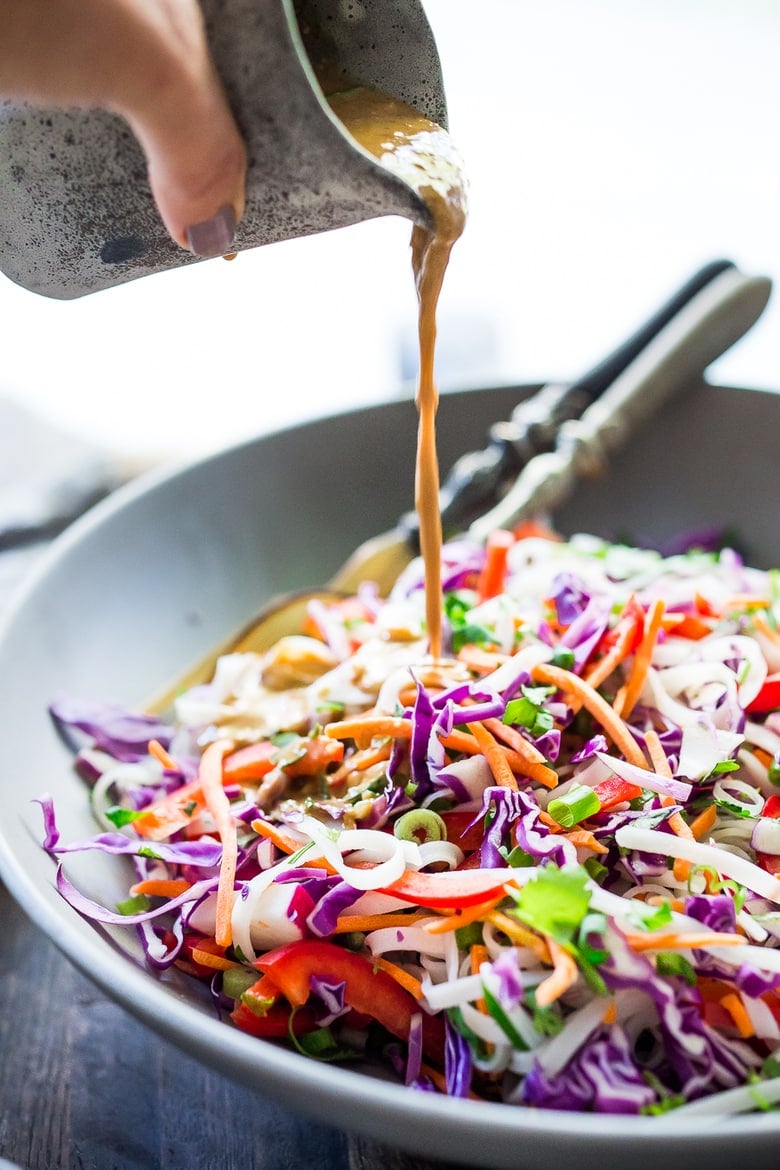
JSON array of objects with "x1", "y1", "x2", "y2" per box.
[
  {"x1": 0, "y1": 400, "x2": 468, "y2": 1170},
  {"x1": 0, "y1": 881, "x2": 467, "y2": 1170}
]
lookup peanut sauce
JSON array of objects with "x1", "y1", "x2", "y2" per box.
[{"x1": 327, "y1": 88, "x2": 468, "y2": 659}]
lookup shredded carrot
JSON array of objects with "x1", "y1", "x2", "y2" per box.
[
  {"x1": 470, "y1": 943, "x2": 489, "y2": 976},
  {"x1": 655, "y1": 778, "x2": 696, "y2": 843},
  {"x1": 191, "y1": 946, "x2": 240, "y2": 972},
  {"x1": 130, "y1": 878, "x2": 192, "y2": 899},
  {"x1": 648, "y1": 896, "x2": 685, "y2": 912},
  {"x1": 689, "y1": 804, "x2": 718, "y2": 840},
  {"x1": 499, "y1": 748, "x2": 558, "y2": 788},
  {"x1": 471, "y1": 942, "x2": 489, "y2": 1016},
  {"x1": 625, "y1": 930, "x2": 745, "y2": 952},
  {"x1": 564, "y1": 828, "x2": 609, "y2": 855},
  {"x1": 672, "y1": 614, "x2": 714, "y2": 641},
  {"x1": 422, "y1": 895, "x2": 504, "y2": 935},
  {"x1": 250, "y1": 817, "x2": 305, "y2": 856},
  {"x1": 482, "y1": 718, "x2": 558, "y2": 787},
  {"x1": 532, "y1": 662, "x2": 648, "y2": 769},
  {"x1": 584, "y1": 595, "x2": 644, "y2": 691},
  {"x1": 371, "y1": 956, "x2": 425, "y2": 1000},
  {"x1": 440, "y1": 727, "x2": 482, "y2": 755},
  {"x1": 667, "y1": 810, "x2": 694, "y2": 840},
  {"x1": 199, "y1": 739, "x2": 237, "y2": 949},
  {"x1": 483, "y1": 718, "x2": 547, "y2": 764},
  {"x1": 487, "y1": 910, "x2": 550, "y2": 962},
  {"x1": 725, "y1": 594, "x2": 773, "y2": 612},
  {"x1": 534, "y1": 937, "x2": 579, "y2": 1007},
  {"x1": 467, "y1": 721, "x2": 518, "y2": 790},
  {"x1": 754, "y1": 614, "x2": 780, "y2": 647},
  {"x1": 250, "y1": 818, "x2": 337, "y2": 874},
  {"x1": 616, "y1": 597, "x2": 666, "y2": 719},
  {"x1": 148, "y1": 738, "x2": 178, "y2": 771},
  {"x1": 477, "y1": 529, "x2": 515, "y2": 602},
  {"x1": 483, "y1": 718, "x2": 559, "y2": 789},
  {"x1": 457, "y1": 644, "x2": 510, "y2": 673},
  {"x1": 673, "y1": 857, "x2": 693, "y2": 883},
  {"x1": 754, "y1": 747, "x2": 774, "y2": 770},
  {"x1": 325, "y1": 716, "x2": 410, "y2": 743},
  {"x1": 602, "y1": 1001, "x2": 617, "y2": 1025},
  {"x1": 644, "y1": 729, "x2": 673, "y2": 778},
  {"x1": 334, "y1": 912, "x2": 433, "y2": 933},
  {"x1": 327, "y1": 742, "x2": 392, "y2": 786},
  {"x1": 719, "y1": 991, "x2": 755, "y2": 1039}
]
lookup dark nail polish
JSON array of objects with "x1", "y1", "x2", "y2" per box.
[{"x1": 186, "y1": 205, "x2": 236, "y2": 258}]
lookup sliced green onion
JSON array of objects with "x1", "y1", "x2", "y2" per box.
[
  {"x1": 655, "y1": 951, "x2": 697, "y2": 986},
  {"x1": 115, "y1": 893, "x2": 151, "y2": 916},
  {"x1": 481, "y1": 984, "x2": 529, "y2": 1050},
  {"x1": 454, "y1": 922, "x2": 484, "y2": 950},
  {"x1": 502, "y1": 844, "x2": 536, "y2": 868},
  {"x1": 583, "y1": 856, "x2": 608, "y2": 884},
  {"x1": 550, "y1": 648, "x2": 576, "y2": 671},
  {"x1": 547, "y1": 785, "x2": 602, "y2": 828},
  {"x1": 526, "y1": 992, "x2": 564, "y2": 1037},
  {"x1": 240, "y1": 991, "x2": 276, "y2": 1017},
  {"x1": 712, "y1": 777, "x2": 764, "y2": 818},
  {"x1": 223, "y1": 967, "x2": 259, "y2": 1000},
  {"x1": 292, "y1": 1026, "x2": 337, "y2": 1056},
  {"x1": 393, "y1": 808, "x2": 447, "y2": 844}
]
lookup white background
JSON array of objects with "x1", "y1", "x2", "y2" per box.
[{"x1": 2, "y1": 0, "x2": 779, "y2": 462}]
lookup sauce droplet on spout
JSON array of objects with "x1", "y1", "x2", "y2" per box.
[{"x1": 327, "y1": 88, "x2": 468, "y2": 659}]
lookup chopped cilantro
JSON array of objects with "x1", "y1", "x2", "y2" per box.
[
  {"x1": 508, "y1": 864, "x2": 592, "y2": 944},
  {"x1": 503, "y1": 686, "x2": 555, "y2": 738},
  {"x1": 104, "y1": 805, "x2": 144, "y2": 828},
  {"x1": 115, "y1": 893, "x2": 151, "y2": 916}
]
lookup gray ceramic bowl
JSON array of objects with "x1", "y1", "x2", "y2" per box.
[{"x1": 0, "y1": 380, "x2": 778, "y2": 1170}]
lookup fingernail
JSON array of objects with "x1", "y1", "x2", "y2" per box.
[{"x1": 186, "y1": 205, "x2": 236, "y2": 258}]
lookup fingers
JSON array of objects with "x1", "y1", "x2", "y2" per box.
[
  {"x1": 113, "y1": 3, "x2": 247, "y2": 254},
  {"x1": 121, "y1": 53, "x2": 247, "y2": 256},
  {"x1": 0, "y1": 0, "x2": 247, "y2": 255}
]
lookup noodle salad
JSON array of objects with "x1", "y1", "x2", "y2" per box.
[{"x1": 41, "y1": 529, "x2": 780, "y2": 1116}]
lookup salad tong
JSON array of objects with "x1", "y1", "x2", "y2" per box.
[
  {"x1": 333, "y1": 259, "x2": 771, "y2": 590},
  {"x1": 148, "y1": 258, "x2": 771, "y2": 709}
]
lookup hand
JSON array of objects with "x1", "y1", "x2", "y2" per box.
[{"x1": 0, "y1": 0, "x2": 246, "y2": 256}]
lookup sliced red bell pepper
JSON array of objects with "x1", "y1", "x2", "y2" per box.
[
  {"x1": 256, "y1": 939, "x2": 445, "y2": 1064},
  {"x1": 763, "y1": 794, "x2": 780, "y2": 819},
  {"x1": 591, "y1": 775, "x2": 642, "y2": 811},
  {"x1": 223, "y1": 742, "x2": 278, "y2": 783},
  {"x1": 231, "y1": 1001, "x2": 319, "y2": 1039},
  {"x1": 747, "y1": 673, "x2": 780, "y2": 715},
  {"x1": 476, "y1": 529, "x2": 515, "y2": 602},
  {"x1": 440, "y1": 809, "x2": 484, "y2": 854},
  {"x1": 756, "y1": 851, "x2": 780, "y2": 876},
  {"x1": 593, "y1": 594, "x2": 645, "y2": 657},
  {"x1": 281, "y1": 734, "x2": 344, "y2": 778},
  {"x1": 379, "y1": 866, "x2": 513, "y2": 908}
]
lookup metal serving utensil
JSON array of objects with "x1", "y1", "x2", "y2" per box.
[
  {"x1": 0, "y1": 0, "x2": 446, "y2": 299},
  {"x1": 147, "y1": 262, "x2": 771, "y2": 712}
]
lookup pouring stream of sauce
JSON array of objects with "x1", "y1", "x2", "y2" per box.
[{"x1": 327, "y1": 88, "x2": 468, "y2": 659}]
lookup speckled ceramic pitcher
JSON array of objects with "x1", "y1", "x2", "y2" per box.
[{"x1": 0, "y1": 0, "x2": 447, "y2": 300}]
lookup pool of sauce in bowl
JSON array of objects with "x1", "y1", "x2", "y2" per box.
[{"x1": 326, "y1": 87, "x2": 468, "y2": 659}]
